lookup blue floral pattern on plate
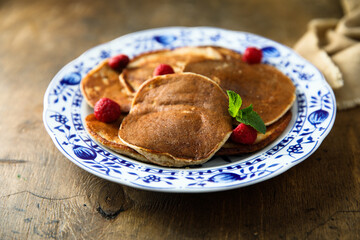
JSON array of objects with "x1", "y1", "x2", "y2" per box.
[{"x1": 43, "y1": 27, "x2": 336, "y2": 193}]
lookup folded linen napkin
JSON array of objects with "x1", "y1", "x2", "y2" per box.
[{"x1": 294, "y1": 0, "x2": 360, "y2": 110}]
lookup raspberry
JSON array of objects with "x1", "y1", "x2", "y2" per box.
[
  {"x1": 94, "y1": 98, "x2": 121, "y2": 123},
  {"x1": 108, "y1": 54, "x2": 129, "y2": 72},
  {"x1": 242, "y1": 47, "x2": 262, "y2": 64},
  {"x1": 153, "y1": 64, "x2": 175, "y2": 76},
  {"x1": 231, "y1": 123, "x2": 258, "y2": 144}
]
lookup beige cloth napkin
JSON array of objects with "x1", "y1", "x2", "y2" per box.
[{"x1": 294, "y1": 0, "x2": 360, "y2": 110}]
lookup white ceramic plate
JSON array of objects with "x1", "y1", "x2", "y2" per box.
[{"x1": 43, "y1": 27, "x2": 336, "y2": 193}]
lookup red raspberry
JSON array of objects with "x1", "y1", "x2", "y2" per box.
[
  {"x1": 242, "y1": 47, "x2": 262, "y2": 64},
  {"x1": 94, "y1": 98, "x2": 121, "y2": 123},
  {"x1": 108, "y1": 54, "x2": 130, "y2": 71},
  {"x1": 231, "y1": 123, "x2": 258, "y2": 144},
  {"x1": 153, "y1": 64, "x2": 175, "y2": 76}
]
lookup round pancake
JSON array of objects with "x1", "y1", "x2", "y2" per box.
[
  {"x1": 216, "y1": 110, "x2": 292, "y2": 155},
  {"x1": 119, "y1": 46, "x2": 223, "y2": 94},
  {"x1": 183, "y1": 59, "x2": 296, "y2": 126},
  {"x1": 85, "y1": 114, "x2": 149, "y2": 162},
  {"x1": 80, "y1": 59, "x2": 133, "y2": 112},
  {"x1": 118, "y1": 72, "x2": 233, "y2": 167},
  {"x1": 212, "y1": 46, "x2": 244, "y2": 61}
]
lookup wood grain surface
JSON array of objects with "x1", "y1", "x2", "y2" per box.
[{"x1": 1, "y1": 0, "x2": 359, "y2": 239}]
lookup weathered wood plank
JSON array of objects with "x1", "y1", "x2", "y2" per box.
[{"x1": 2, "y1": 0, "x2": 359, "y2": 239}]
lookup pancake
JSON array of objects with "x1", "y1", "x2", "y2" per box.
[
  {"x1": 216, "y1": 110, "x2": 292, "y2": 155},
  {"x1": 212, "y1": 46, "x2": 244, "y2": 61},
  {"x1": 85, "y1": 114, "x2": 150, "y2": 162},
  {"x1": 119, "y1": 46, "x2": 223, "y2": 95},
  {"x1": 183, "y1": 59, "x2": 296, "y2": 126},
  {"x1": 80, "y1": 59, "x2": 133, "y2": 112},
  {"x1": 118, "y1": 72, "x2": 233, "y2": 167}
]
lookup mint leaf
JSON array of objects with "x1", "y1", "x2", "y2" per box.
[
  {"x1": 241, "y1": 104, "x2": 253, "y2": 114},
  {"x1": 237, "y1": 111, "x2": 266, "y2": 134},
  {"x1": 227, "y1": 91, "x2": 266, "y2": 134},
  {"x1": 227, "y1": 90, "x2": 242, "y2": 118}
]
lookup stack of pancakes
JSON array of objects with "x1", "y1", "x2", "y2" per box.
[{"x1": 81, "y1": 46, "x2": 295, "y2": 167}]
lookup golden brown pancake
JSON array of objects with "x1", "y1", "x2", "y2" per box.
[
  {"x1": 216, "y1": 110, "x2": 292, "y2": 155},
  {"x1": 84, "y1": 114, "x2": 150, "y2": 162},
  {"x1": 183, "y1": 59, "x2": 296, "y2": 126},
  {"x1": 80, "y1": 59, "x2": 133, "y2": 112},
  {"x1": 212, "y1": 46, "x2": 244, "y2": 61},
  {"x1": 119, "y1": 46, "x2": 223, "y2": 95},
  {"x1": 118, "y1": 72, "x2": 233, "y2": 167}
]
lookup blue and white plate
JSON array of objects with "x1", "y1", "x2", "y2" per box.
[{"x1": 43, "y1": 27, "x2": 336, "y2": 193}]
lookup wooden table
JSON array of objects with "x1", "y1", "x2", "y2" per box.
[{"x1": 1, "y1": 0, "x2": 359, "y2": 239}]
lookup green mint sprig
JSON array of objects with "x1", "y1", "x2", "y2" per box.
[{"x1": 227, "y1": 90, "x2": 266, "y2": 134}]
